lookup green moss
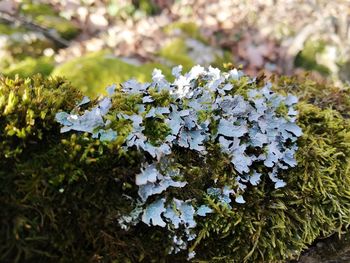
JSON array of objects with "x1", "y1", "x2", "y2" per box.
[
  {"x1": 143, "y1": 119, "x2": 171, "y2": 145},
  {"x1": 275, "y1": 102, "x2": 289, "y2": 117},
  {"x1": 148, "y1": 88, "x2": 172, "y2": 106},
  {"x1": 0, "y1": 24, "x2": 26, "y2": 35},
  {"x1": 52, "y1": 51, "x2": 171, "y2": 97},
  {"x1": 0, "y1": 75, "x2": 81, "y2": 159},
  {"x1": 191, "y1": 102, "x2": 350, "y2": 262},
  {"x1": 20, "y1": 2, "x2": 57, "y2": 17},
  {"x1": 274, "y1": 75, "x2": 350, "y2": 117},
  {"x1": 213, "y1": 50, "x2": 235, "y2": 69},
  {"x1": 137, "y1": 0, "x2": 159, "y2": 15},
  {"x1": 159, "y1": 38, "x2": 195, "y2": 71},
  {"x1": 295, "y1": 40, "x2": 331, "y2": 75},
  {"x1": 158, "y1": 37, "x2": 232, "y2": 72},
  {"x1": 164, "y1": 21, "x2": 207, "y2": 43},
  {"x1": 3, "y1": 57, "x2": 54, "y2": 77},
  {"x1": 1, "y1": 74, "x2": 350, "y2": 262}
]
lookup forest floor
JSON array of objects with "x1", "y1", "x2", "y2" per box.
[{"x1": 1, "y1": 0, "x2": 349, "y2": 86}]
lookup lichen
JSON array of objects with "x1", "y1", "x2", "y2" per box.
[{"x1": 55, "y1": 65, "x2": 302, "y2": 259}]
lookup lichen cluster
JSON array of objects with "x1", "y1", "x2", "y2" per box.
[
  {"x1": 1, "y1": 70, "x2": 350, "y2": 262},
  {"x1": 55, "y1": 66, "x2": 303, "y2": 258}
]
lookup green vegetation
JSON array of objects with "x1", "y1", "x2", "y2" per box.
[
  {"x1": 0, "y1": 24, "x2": 26, "y2": 35},
  {"x1": 52, "y1": 51, "x2": 171, "y2": 97},
  {"x1": 158, "y1": 37, "x2": 231, "y2": 72},
  {"x1": 159, "y1": 38, "x2": 195, "y2": 71},
  {"x1": 3, "y1": 57, "x2": 54, "y2": 78},
  {"x1": 20, "y1": 2, "x2": 57, "y2": 17},
  {"x1": 275, "y1": 74, "x2": 350, "y2": 116},
  {"x1": 1, "y1": 73, "x2": 349, "y2": 262},
  {"x1": 295, "y1": 40, "x2": 331, "y2": 75},
  {"x1": 0, "y1": 2, "x2": 77, "y2": 78},
  {"x1": 159, "y1": 22, "x2": 232, "y2": 71},
  {"x1": 192, "y1": 101, "x2": 350, "y2": 261},
  {"x1": 164, "y1": 21, "x2": 208, "y2": 43}
]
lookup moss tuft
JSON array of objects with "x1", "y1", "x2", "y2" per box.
[{"x1": 0, "y1": 74, "x2": 80, "y2": 159}]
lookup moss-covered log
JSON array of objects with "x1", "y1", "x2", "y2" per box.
[{"x1": 1, "y1": 69, "x2": 349, "y2": 262}]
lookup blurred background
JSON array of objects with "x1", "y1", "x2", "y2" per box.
[{"x1": 0, "y1": 0, "x2": 349, "y2": 96}]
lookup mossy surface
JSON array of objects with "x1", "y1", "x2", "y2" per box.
[
  {"x1": 1, "y1": 73, "x2": 350, "y2": 262},
  {"x1": 2, "y1": 57, "x2": 54, "y2": 77},
  {"x1": 159, "y1": 38, "x2": 195, "y2": 71},
  {"x1": 164, "y1": 21, "x2": 208, "y2": 43},
  {"x1": 0, "y1": 75, "x2": 80, "y2": 159},
  {"x1": 52, "y1": 51, "x2": 171, "y2": 97},
  {"x1": 191, "y1": 102, "x2": 350, "y2": 262},
  {"x1": 0, "y1": 24, "x2": 26, "y2": 35},
  {"x1": 160, "y1": 22, "x2": 231, "y2": 71},
  {"x1": 274, "y1": 75, "x2": 350, "y2": 117},
  {"x1": 295, "y1": 40, "x2": 330, "y2": 75},
  {"x1": 20, "y1": 2, "x2": 57, "y2": 17},
  {"x1": 158, "y1": 37, "x2": 230, "y2": 72}
]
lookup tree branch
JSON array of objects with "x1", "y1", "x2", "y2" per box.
[{"x1": 0, "y1": 11, "x2": 70, "y2": 48}]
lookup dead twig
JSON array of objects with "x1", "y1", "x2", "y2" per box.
[{"x1": 0, "y1": 11, "x2": 70, "y2": 48}]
